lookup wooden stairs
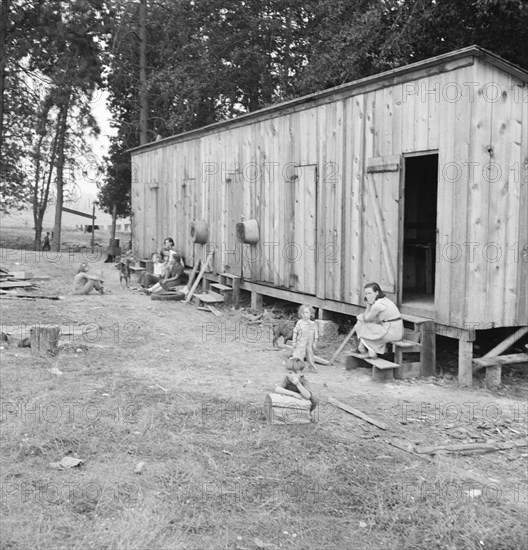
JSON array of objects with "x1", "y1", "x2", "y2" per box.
[
  {"x1": 194, "y1": 273, "x2": 241, "y2": 309},
  {"x1": 344, "y1": 314, "x2": 435, "y2": 382}
]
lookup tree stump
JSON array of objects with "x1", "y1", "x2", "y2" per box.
[
  {"x1": 30, "y1": 325, "x2": 61, "y2": 357},
  {"x1": 264, "y1": 393, "x2": 311, "y2": 425}
]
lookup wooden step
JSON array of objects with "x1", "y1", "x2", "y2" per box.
[
  {"x1": 393, "y1": 339, "x2": 422, "y2": 349},
  {"x1": 363, "y1": 357, "x2": 400, "y2": 370},
  {"x1": 210, "y1": 283, "x2": 232, "y2": 292},
  {"x1": 401, "y1": 313, "x2": 434, "y2": 325},
  {"x1": 194, "y1": 292, "x2": 224, "y2": 304},
  {"x1": 221, "y1": 273, "x2": 241, "y2": 280},
  {"x1": 346, "y1": 352, "x2": 370, "y2": 359},
  {"x1": 472, "y1": 353, "x2": 528, "y2": 370}
]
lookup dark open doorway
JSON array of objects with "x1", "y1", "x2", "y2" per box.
[{"x1": 402, "y1": 154, "x2": 438, "y2": 308}]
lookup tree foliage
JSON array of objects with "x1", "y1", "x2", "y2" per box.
[
  {"x1": 102, "y1": 0, "x2": 528, "y2": 220},
  {"x1": 1, "y1": 0, "x2": 110, "y2": 248},
  {"x1": 4, "y1": 0, "x2": 526, "y2": 224}
]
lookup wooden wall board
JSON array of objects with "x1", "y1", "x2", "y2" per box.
[
  {"x1": 348, "y1": 95, "x2": 365, "y2": 305},
  {"x1": 515, "y1": 77, "x2": 528, "y2": 323},
  {"x1": 486, "y1": 69, "x2": 513, "y2": 325},
  {"x1": 131, "y1": 55, "x2": 527, "y2": 329},
  {"x1": 465, "y1": 63, "x2": 494, "y2": 325}
]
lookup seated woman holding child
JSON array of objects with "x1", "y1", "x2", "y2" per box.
[{"x1": 139, "y1": 237, "x2": 187, "y2": 294}]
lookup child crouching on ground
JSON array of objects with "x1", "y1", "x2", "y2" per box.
[{"x1": 274, "y1": 357, "x2": 319, "y2": 422}]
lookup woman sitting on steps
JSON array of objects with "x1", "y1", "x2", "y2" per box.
[{"x1": 354, "y1": 282, "x2": 404, "y2": 359}]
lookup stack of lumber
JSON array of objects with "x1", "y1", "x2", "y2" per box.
[
  {"x1": 0, "y1": 268, "x2": 54, "y2": 298},
  {"x1": 0, "y1": 270, "x2": 37, "y2": 290}
]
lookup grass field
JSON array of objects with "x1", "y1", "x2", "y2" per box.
[{"x1": 0, "y1": 227, "x2": 527, "y2": 550}]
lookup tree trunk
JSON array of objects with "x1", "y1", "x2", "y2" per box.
[
  {"x1": 139, "y1": 0, "x2": 148, "y2": 145},
  {"x1": 111, "y1": 202, "x2": 117, "y2": 242},
  {"x1": 0, "y1": 0, "x2": 9, "y2": 163},
  {"x1": 52, "y1": 96, "x2": 70, "y2": 252},
  {"x1": 30, "y1": 325, "x2": 61, "y2": 357}
]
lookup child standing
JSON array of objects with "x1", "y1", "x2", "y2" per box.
[
  {"x1": 42, "y1": 232, "x2": 51, "y2": 252},
  {"x1": 152, "y1": 252, "x2": 165, "y2": 277},
  {"x1": 291, "y1": 305, "x2": 319, "y2": 372},
  {"x1": 274, "y1": 357, "x2": 319, "y2": 422}
]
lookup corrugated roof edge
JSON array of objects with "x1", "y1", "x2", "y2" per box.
[{"x1": 128, "y1": 45, "x2": 528, "y2": 155}]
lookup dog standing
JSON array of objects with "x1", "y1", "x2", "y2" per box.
[
  {"x1": 115, "y1": 256, "x2": 132, "y2": 288},
  {"x1": 272, "y1": 320, "x2": 295, "y2": 347}
]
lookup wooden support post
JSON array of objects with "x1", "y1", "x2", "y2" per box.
[
  {"x1": 459, "y1": 339, "x2": 473, "y2": 386},
  {"x1": 420, "y1": 320, "x2": 436, "y2": 377},
  {"x1": 317, "y1": 308, "x2": 332, "y2": 320},
  {"x1": 251, "y1": 290, "x2": 263, "y2": 311},
  {"x1": 345, "y1": 354, "x2": 368, "y2": 371},
  {"x1": 486, "y1": 365, "x2": 502, "y2": 389},
  {"x1": 231, "y1": 277, "x2": 241, "y2": 309},
  {"x1": 30, "y1": 325, "x2": 61, "y2": 357},
  {"x1": 372, "y1": 367, "x2": 394, "y2": 382}
]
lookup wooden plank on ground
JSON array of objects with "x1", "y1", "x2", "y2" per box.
[
  {"x1": 0, "y1": 281, "x2": 34, "y2": 289},
  {"x1": 7, "y1": 272, "x2": 34, "y2": 280},
  {"x1": 206, "y1": 305, "x2": 223, "y2": 317},
  {"x1": 0, "y1": 293, "x2": 61, "y2": 300},
  {"x1": 385, "y1": 438, "x2": 434, "y2": 462},
  {"x1": 416, "y1": 440, "x2": 528, "y2": 455},
  {"x1": 328, "y1": 397, "x2": 387, "y2": 430}
]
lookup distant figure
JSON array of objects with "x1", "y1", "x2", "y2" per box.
[
  {"x1": 42, "y1": 232, "x2": 51, "y2": 252},
  {"x1": 73, "y1": 262, "x2": 105, "y2": 295}
]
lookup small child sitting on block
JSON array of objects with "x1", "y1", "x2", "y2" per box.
[{"x1": 274, "y1": 357, "x2": 319, "y2": 422}]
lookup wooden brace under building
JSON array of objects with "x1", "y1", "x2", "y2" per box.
[{"x1": 130, "y1": 46, "x2": 528, "y2": 385}]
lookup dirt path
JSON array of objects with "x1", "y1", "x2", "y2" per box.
[{"x1": 2, "y1": 253, "x2": 527, "y2": 509}]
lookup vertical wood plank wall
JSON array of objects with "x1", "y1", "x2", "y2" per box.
[{"x1": 131, "y1": 58, "x2": 527, "y2": 328}]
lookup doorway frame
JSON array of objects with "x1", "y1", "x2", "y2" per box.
[{"x1": 399, "y1": 149, "x2": 439, "y2": 309}]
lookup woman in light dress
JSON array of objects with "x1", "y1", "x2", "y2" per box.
[{"x1": 355, "y1": 282, "x2": 404, "y2": 358}]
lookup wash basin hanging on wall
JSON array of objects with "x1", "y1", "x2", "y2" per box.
[{"x1": 236, "y1": 219, "x2": 260, "y2": 244}]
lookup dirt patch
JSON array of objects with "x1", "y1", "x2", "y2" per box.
[{"x1": 0, "y1": 248, "x2": 526, "y2": 550}]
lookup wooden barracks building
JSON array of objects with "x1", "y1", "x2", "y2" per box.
[{"x1": 130, "y1": 46, "x2": 528, "y2": 385}]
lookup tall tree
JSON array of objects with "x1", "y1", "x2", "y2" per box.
[{"x1": 2, "y1": 0, "x2": 111, "y2": 249}]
